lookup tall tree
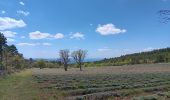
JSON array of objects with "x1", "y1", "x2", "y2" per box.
[
  {"x1": 71, "y1": 49, "x2": 87, "y2": 71},
  {"x1": 8, "y1": 45, "x2": 18, "y2": 55},
  {"x1": 0, "y1": 33, "x2": 7, "y2": 70},
  {"x1": 59, "y1": 49, "x2": 70, "y2": 71}
]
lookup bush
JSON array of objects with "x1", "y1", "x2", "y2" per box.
[{"x1": 34, "y1": 60, "x2": 46, "y2": 69}]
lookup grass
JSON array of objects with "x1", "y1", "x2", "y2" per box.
[
  {"x1": 0, "y1": 70, "x2": 40, "y2": 100},
  {"x1": 1, "y1": 64, "x2": 170, "y2": 100}
]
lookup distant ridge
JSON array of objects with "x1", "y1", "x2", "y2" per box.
[{"x1": 89, "y1": 47, "x2": 170, "y2": 66}]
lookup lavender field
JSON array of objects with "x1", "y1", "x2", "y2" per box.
[{"x1": 30, "y1": 63, "x2": 170, "y2": 100}]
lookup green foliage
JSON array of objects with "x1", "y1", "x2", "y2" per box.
[
  {"x1": 0, "y1": 32, "x2": 29, "y2": 73},
  {"x1": 0, "y1": 32, "x2": 7, "y2": 70},
  {"x1": 34, "y1": 60, "x2": 46, "y2": 69},
  {"x1": 89, "y1": 48, "x2": 170, "y2": 67},
  {"x1": 12, "y1": 55, "x2": 23, "y2": 69}
]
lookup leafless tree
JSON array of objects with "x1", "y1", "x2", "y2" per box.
[
  {"x1": 71, "y1": 49, "x2": 87, "y2": 71},
  {"x1": 59, "y1": 49, "x2": 70, "y2": 71},
  {"x1": 158, "y1": 9, "x2": 170, "y2": 23}
]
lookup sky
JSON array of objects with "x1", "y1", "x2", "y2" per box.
[{"x1": 0, "y1": 0, "x2": 170, "y2": 59}]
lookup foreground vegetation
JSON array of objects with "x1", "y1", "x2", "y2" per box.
[
  {"x1": 0, "y1": 33, "x2": 32, "y2": 74},
  {"x1": 31, "y1": 64, "x2": 170, "y2": 100},
  {"x1": 1, "y1": 64, "x2": 170, "y2": 100},
  {"x1": 0, "y1": 70, "x2": 39, "y2": 100}
]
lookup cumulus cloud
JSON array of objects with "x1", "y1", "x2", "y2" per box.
[
  {"x1": 2, "y1": 31, "x2": 17, "y2": 42},
  {"x1": 19, "y1": 1, "x2": 25, "y2": 5},
  {"x1": 17, "y1": 10, "x2": 30, "y2": 16},
  {"x1": 29, "y1": 31, "x2": 64, "y2": 40},
  {"x1": 54, "y1": 33, "x2": 64, "y2": 39},
  {"x1": 0, "y1": 17, "x2": 26, "y2": 30},
  {"x1": 7, "y1": 38, "x2": 15, "y2": 42},
  {"x1": 96, "y1": 23, "x2": 126, "y2": 35},
  {"x1": 70, "y1": 32, "x2": 85, "y2": 39},
  {"x1": 2, "y1": 31, "x2": 17, "y2": 38},
  {"x1": 17, "y1": 43, "x2": 38, "y2": 46},
  {"x1": 29, "y1": 31, "x2": 52, "y2": 39}
]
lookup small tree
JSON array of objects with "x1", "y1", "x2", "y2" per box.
[
  {"x1": 71, "y1": 49, "x2": 87, "y2": 71},
  {"x1": 12, "y1": 55, "x2": 22, "y2": 69},
  {"x1": 59, "y1": 49, "x2": 70, "y2": 71},
  {"x1": 36, "y1": 60, "x2": 46, "y2": 69},
  {"x1": 0, "y1": 33, "x2": 7, "y2": 70}
]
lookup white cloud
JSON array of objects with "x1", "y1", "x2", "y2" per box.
[
  {"x1": 7, "y1": 38, "x2": 15, "y2": 42},
  {"x1": 17, "y1": 42, "x2": 52, "y2": 46},
  {"x1": 29, "y1": 31, "x2": 64, "y2": 40},
  {"x1": 96, "y1": 23, "x2": 126, "y2": 35},
  {"x1": 54, "y1": 33, "x2": 64, "y2": 39},
  {"x1": 1, "y1": 10, "x2": 6, "y2": 14},
  {"x1": 97, "y1": 48, "x2": 112, "y2": 52},
  {"x1": 2, "y1": 31, "x2": 17, "y2": 38},
  {"x1": 42, "y1": 43, "x2": 52, "y2": 46},
  {"x1": 19, "y1": 1, "x2": 25, "y2": 6},
  {"x1": 17, "y1": 43, "x2": 38, "y2": 46},
  {"x1": 70, "y1": 32, "x2": 85, "y2": 39},
  {"x1": 17, "y1": 10, "x2": 30, "y2": 16},
  {"x1": 29, "y1": 31, "x2": 52, "y2": 39},
  {"x1": 0, "y1": 17, "x2": 26, "y2": 30}
]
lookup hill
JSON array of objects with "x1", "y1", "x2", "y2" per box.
[{"x1": 85, "y1": 48, "x2": 170, "y2": 67}]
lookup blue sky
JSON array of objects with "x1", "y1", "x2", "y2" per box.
[{"x1": 0, "y1": 0, "x2": 170, "y2": 59}]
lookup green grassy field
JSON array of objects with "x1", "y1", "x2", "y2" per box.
[
  {"x1": 0, "y1": 70, "x2": 40, "y2": 100},
  {"x1": 1, "y1": 64, "x2": 170, "y2": 100}
]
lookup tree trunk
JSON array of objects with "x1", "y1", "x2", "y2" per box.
[
  {"x1": 0, "y1": 49, "x2": 3, "y2": 70},
  {"x1": 5, "y1": 52, "x2": 7, "y2": 70},
  {"x1": 64, "y1": 64, "x2": 67, "y2": 71},
  {"x1": 79, "y1": 63, "x2": 82, "y2": 71}
]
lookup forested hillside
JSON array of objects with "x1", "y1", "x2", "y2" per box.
[{"x1": 86, "y1": 48, "x2": 170, "y2": 67}]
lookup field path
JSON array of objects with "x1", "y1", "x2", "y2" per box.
[{"x1": 0, "y1": 69, "x2": 40, "y2": 100}]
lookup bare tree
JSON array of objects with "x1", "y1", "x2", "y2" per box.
[
  {"x1": 158, "y1": 9, "x2": 170, "y2": 23},
  {"x1": 59, "y1": 49, "x2": 70, "y2": 71},
  {"x1": 71, "y1": 49, "x2": 87, "y2": 71}
]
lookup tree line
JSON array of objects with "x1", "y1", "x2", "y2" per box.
[
  {"x1": 1, "y1": 31, "x2": 170, "y2": 73},
  {"x1": 26, "y1": 49, "x2": 87, "y2": 71},
  {"x1": 87, "y1": 48, "x2": 170, "y2": 67},
  {"x1": 0, "y1": 32, "x2": 32, "y2": 74},
  {"x1": 0, "y1": 32, "x2": 88, "y2": 72}
]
